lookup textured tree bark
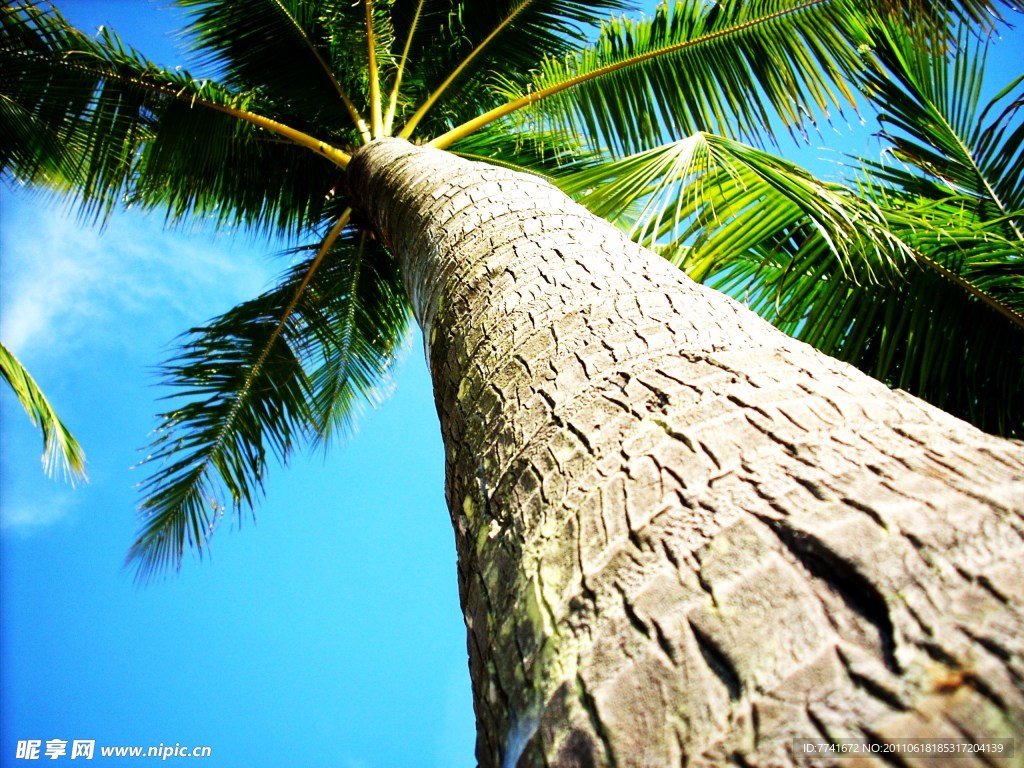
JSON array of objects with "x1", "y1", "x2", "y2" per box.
[{"x1": 348, "y1": 139, "x2": 1024, "y2": 768}]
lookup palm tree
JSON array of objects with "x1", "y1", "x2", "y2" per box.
[{"x1": 2, "y1": 1, "x2": 1022, "y2": 764}]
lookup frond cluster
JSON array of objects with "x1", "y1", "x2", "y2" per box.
[
  {"x1": 3, "y1": 0, "x2": 1020, "y2": 578},
  {"x1": 507, "y1": 0, "x2": 876, "y2": 155},
  {"x1": 130, "y1": 228, "x2": 408, "y2": 580}
]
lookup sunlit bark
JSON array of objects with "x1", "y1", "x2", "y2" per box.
[{"x1": 350, "y1": 138, "x2": 1024, "y2": 768}]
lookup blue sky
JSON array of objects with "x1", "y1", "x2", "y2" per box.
[{"x1": 1, "y1": 3, "x2": 1021, "y2": 767}]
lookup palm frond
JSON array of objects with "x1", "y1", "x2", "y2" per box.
[
  {"x1": 1, "y1": 2, "x2": 348, "y2": 230},
  {"x1": 0, "y1": 342, "x2": 87, "y2": 483},
  {"x1": 128, "y1": 223, "x2": 408, "y2": 581},
  {"x1": 859, "y1": 25, "x2": 1024, "y2": 238},
  {"x1": 706, "y1": 233, "x2": 1024, "y2": 436},
  {"x1": 175, "y1": 0, "x2": 371, "y2": 141},
  {"x1": 393, "y1": 0, "x2": 634, "y2": 139},
  {"x1": 448, "y1": 122, "x2": 601, "y2": 179},
  {"x1": 557, "y1": 132, "x2": 913, "y2": 282},
  {"x1": 558, "y1": 131, "x2": 1023, "y2": 435},
  {"x1": 465, "y1": 0, "x2": 1017, "y2": 157},
  {"x1": 870, "y1": 187, "x2": 1024, "y2": 319},
  {"x1": 474, "y1": 0, "x2": 881, "y2": 155},
  {"x1": 131, "y1": 97, "x2": 341, "y2": 238}
]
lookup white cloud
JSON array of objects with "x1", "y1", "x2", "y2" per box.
[
  {"x1": 0, "y1": 493, "x2": 76, "y2": 532},
  {"x1": 0, "y1": 189, "x2": 279, "y2": 362}
]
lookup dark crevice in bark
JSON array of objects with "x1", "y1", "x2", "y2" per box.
[
  {"x1": 959, "y1": 626, "x2": 1014, "y2": 664},
  {"x1": 576, "y1": 674, "x2": 618, "y2": 768},
  {"x1": 694, "y1": 557, "x2": 720, "y2": 609},
  {"x1": 934, "y1": 661, "x2": 1011, "y2": 714},
  {"x1": 880, "y1": 480, "x2": 932, "y2": 511},
  {"x1": 563, "y1": 420, "x2": 594, "y2": 454},
  {"x1": 698, "y1": 440, "x2": 723, "y2": 470},
  {"x1": 804, "y1": 704, "x2": 829, "y2": 739},
  {"x1": 950, "y1": 722, "x2": 1004, "y2": 768},
  {"x1": 742, "y1": 411, "x2": 801, "y2": 455},
  {"x1": 919, "y1": 639, "x2": 960, "y2": 668},
  {"x1": 575, "y1": 517, "x2": 599, "y2": 607},
  {"x1": 688, "y1": 620, "x2": 742, "y2": 701},
  {"x1": 755, "y1": 515, "x2": 900, "y2": 674},
  {"x1": 651, "y1": 617, "x2": 678, "y2": 664},
  {"x1": 637, "y1": 378, "x2": 671, "y2": 411},
  {"x1": 776, "y1": 403, "x2": 815, "y2": 433},
  {"x1": 660, "y1": 464, "x2": 690, "y2": 492},
  {"x1": 841, "y1": 497, "x2": 890, "y2": 531},
  {"x1": 573, "y1": 351, "x2": 593, "y2": 379},
  {"x1": 954, "y1": 566, "x2": 1012, "y2": 607},
  {"x1": 901, "y1": 602, "x2": 937, "y2": 643},
  {"x1": 917, "y1": 641, "x2": 1015, "y2": 712},
  {"x1": 836, "y1": 646, "x2": 908, "y2": 711},
  {"x1": 601, "y1": 392, "x2": 635, "y2": 416},
  {"x1": 651, "y1": 417, "x2": 698, "y2": 455},
  {"x1": 661, "y1": 539, "x2": 681, "y2": 570},
  {"x1": 514, "y1": 353, "x2": 533, "y2": 378},
  {"x1": 748, "y1": 478, "x2": 798, "y2": 520},
  {"x1": 792, "y1": 476, "x2": 833, "y2": 502},
  {"x1": 618, "y1": 588, "x2": 650, "y2": 640}
]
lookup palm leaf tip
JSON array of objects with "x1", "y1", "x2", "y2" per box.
[
  {"x1": 0, "y1": 342, "x2": 87, "y2": 483},
  {"x1": 126, "y1": 226, "x2": 409, "y2": 581}
]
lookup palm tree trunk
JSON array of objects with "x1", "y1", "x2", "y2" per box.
[{"x1": 349, "y1": 139, "x2": 1024, "y2": 768}]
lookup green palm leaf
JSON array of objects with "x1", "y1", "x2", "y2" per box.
[
  {"x1": 557, "y1": 132, "x2": 912, "y2": 282},
  {"x1": 128, "y1": 223, "x2": 408, "y2": 580},
  {"x1": 0, "y1": 2, "x2": 348, "y2": 228},
  {"x1": 706, "y1": 230, "x2": 1024, "y2": 436},
  {"x1": 860, "y1": 25, "x2": 1019, "y2": 224},
  {"x1": 448, "y1": 123, "x2": 600, "y2": 179},
  {"x1": 848, "y1": 24, "x2": 1024, "y2": 432},
  {"x1": 480, "y1": 0, "x2": 1015, "y2": 157},
  {"x1": 131, "y1": 98, "x2": 342, "y2": 237},
  {"x1": 859, "y1": 24, "x2": 1024, "y2": 237},
  {"x1": 391, "y1": 0, "x2": 636, "y2": 139},
  {"x1": 177, "y1": 0, "x2": 372, "y2": 141},
  {"x1": 494, "y1": 0, "x2": 878, "y2": 155},
  {"x1": 0, "y1": 342, "x2": 86, "y2": 483}
]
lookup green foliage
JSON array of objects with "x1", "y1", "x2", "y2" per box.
[
  {"x1": 391, "y1": 0, "x2": 636, "y2": 137},
  {"x1": 557, "y1": 132, "x2": 913, "y2": 284},
  {"x1": 507, "y1": 0, "x2": 876, "y2": 154},
  {"x1": 0, "y1": 342, "x2": 86, "y2": 483},
  {"x1": 130, "y1": 225, "x2": 408, "y2": 580},
  {"x1": 0, "y1": 2, "x2": 335, "y2": 235},
  {"x1": 847, "y1": 26, "x2": 1024, "y2": 433}
]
